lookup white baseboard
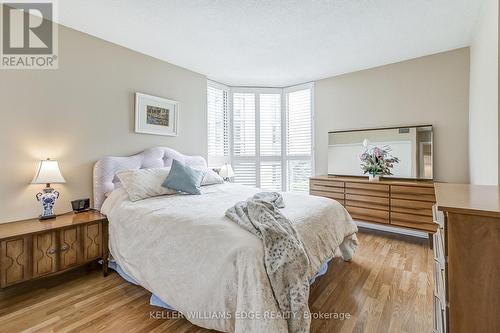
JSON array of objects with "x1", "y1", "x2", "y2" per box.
[{"x1": 355, "y1": 220, "x2": 429, "y2": 239}]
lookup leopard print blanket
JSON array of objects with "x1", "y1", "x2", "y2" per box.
[{"x1": 226, "y1": 192, "x2": 311, "y2": 333}]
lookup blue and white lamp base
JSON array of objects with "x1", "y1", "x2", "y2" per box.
[{"x1": 36, "y1": 185, "x2": 60, "y2": 220}]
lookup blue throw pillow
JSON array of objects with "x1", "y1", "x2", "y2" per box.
[{"x1": 162, "y1": 159, "x2": 206, "y2": 195}]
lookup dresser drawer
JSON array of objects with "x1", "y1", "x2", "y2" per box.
[
  {"x1": 345, "y1": 206, "x2": 390, "y2": 224},
  {"x1": 310, "y1": 183, "x2": 344, "y2": 194},
  {"x1": 345, "y1": 182, "x2": 389, "y2": 197},
  {"x1": 391, "y1": 212, "x2": 436, "y2": 232},
  {"x1": 390, "y1": 199, "x2": 433, "y2": 216},
  {"x1": 391, "y1": 185, "x2": 436, "y2": 202},
  {"x1": 346, "y1": 194, "x2": 389, "y2": 211},
  {"x1": 391, "y1": 212, "x2": 433, "y2": 224},
  {"x1": 310, "y1": 190, "x2": 344, "y2": 201},
  {"x1": 310, "y1": 179, "x2": 344, "y2": 188}
]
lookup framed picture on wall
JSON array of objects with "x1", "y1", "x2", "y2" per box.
[{"x1": 135, "y1": 92, "x2": 178, "y2": 136}]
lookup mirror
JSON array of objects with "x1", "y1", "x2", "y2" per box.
[{"x1": 328, "y1": 125, "x2": 433, "y2": 179}]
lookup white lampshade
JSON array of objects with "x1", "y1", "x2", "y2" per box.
[
  {"x1": 219, "y1": 163, "x2": 235, "y2": 178},
  {"x1": 32, "y1": 159, "x2": 66, "y2": 184}
]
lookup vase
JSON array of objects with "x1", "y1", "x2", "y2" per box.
[
  {"x1": 36, "y1": 186, "x2": 60, "y2": 220},
  {"x1": 369, "y1": 174, "x2": 380, "y2": 181}
]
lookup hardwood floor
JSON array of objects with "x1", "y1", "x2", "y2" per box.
[{"x1": 0, "y1": 228, "x2": 433, "y2": 333}]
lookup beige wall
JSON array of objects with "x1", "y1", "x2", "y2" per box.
[
  {"x1": 314, "y1": 48, "x2": 470, "y2": 183},
  {"x1": 0, "y1": 25, "x2": 207, "y2": 223},
  {"x1": 469, "y1": 0, "x2": 499, "y2": 185}
]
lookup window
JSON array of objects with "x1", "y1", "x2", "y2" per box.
[
  {"x1": 206, "y1": 82, "x2": 313, "y2": 192},
  {"x1": 285, "y1": 87, "x2": 313, "y2": 191},
  {"x1": 231, "y1": 89, "x2": 284, "y2": 190},
  {"x1": 233, "y1": 93, "x2": 256, "y2": 157},
  {"x1": 260, "y1": 94, "x2": 282, "y2": 156},
  {"x1": 207, "y1": 82, "x2": 229, "y2": 166},
  {"x1": 259, "y1": 93, "x2": 282, "y2": 191},
  {"x1": 232, "y1": 92, "x2": 257, "y2": 186}
]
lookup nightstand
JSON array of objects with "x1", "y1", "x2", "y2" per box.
[{"x1": 0, "y1": 210, "x2": 109, "y2": 288}]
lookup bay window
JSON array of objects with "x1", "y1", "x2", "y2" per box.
[{"x1": 207, "y1": 81, "x2": 313, "y2": 192}]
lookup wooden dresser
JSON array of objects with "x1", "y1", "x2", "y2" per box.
[
  {"x1": 0, "y1": 210, "x2": 108, "y2": 288},
  {"x1": 309, "y1": 175, "x2": 437, "y2": 234},
  {"x1": 433, "y1": 183, "x2": 500, "y2": 333}
]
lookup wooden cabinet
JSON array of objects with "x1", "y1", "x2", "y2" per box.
[
  {"x1": 310, "y1": 175, "x2": 437, "y2": 233},
  {"x1": 0, "y1": 236, "x2": 31, "y2": 287},
  {"x1": 83, "y1": 222, "x2": 103, "y2": 261},
  {"x1": 434, "y1": 183, "x2": 500, "y2": 333},
  {"x1": 59, "y1": 226, "x2": 82, "y2": 270},
  {"x1": 32, "y1": 231, "x2": 58, "y2": 277},
  {"x1": 0, "y1": 211, "x2": 108, "y2": 289}
]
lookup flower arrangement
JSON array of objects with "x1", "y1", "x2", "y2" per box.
[{"x1": 359, "y1": 140, "x2": 400, "y2": 180}]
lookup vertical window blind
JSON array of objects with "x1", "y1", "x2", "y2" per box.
[
  {"x1": 207, "y1": 83, "x2": 229, "y2": 166},
  {"x1": 259, "y1": 93, "x2": 282, "y2": 191},
  {"x1": 286, "y1": 89, "x2": 312, "y2": 156},
  {"x1": 285, "y1": 88, "x2": 313, "y2": 192},
  {"x1": 233, "y1": 93, "x2": 256, "y2": 157},
  {"x1": 260, "y1": 94, "x2": 281, "y2": 156},
  {"x1": 232, "y1": 92, "x2": 257, "y2": 186},
  {"x1": 207, "y1": 83, "x2": 313, "y2": 192}
]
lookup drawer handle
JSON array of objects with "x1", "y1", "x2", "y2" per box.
[
  {"x1": 47, "y1": 248, "x2": 57, "y2": 254},
  {"x1": 61, "y1": 245, "x2": 69, "y2": 251}
]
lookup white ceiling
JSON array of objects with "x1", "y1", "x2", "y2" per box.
[{"x1": 58, "y1": 0, "x2": 485, "y2": 87}]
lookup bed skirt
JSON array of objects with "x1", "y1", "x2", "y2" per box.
[{"x1": 107, "y1": 257, "x2": 333, "y2": 311}]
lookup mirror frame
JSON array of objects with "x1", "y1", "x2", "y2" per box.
[{"x1": 327, "y1": 124, "x2": 433, "y2": 180}]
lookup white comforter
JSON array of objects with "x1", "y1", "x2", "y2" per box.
[{"x1": 101, "y1": 183, "x2": 358, "y2": 333}]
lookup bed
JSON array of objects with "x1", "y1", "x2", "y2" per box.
[{"x1": 94, "y1": 147, "x2": 358, "y2": 333}]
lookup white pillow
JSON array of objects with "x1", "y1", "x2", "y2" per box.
[
  {"x1": 201, "y1": 169, "x2": 224, "y2": 186},
  {"x1": 116, "y1": 167, "x2": 176, "y2": 201}
]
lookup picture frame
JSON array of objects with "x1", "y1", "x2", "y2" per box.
[{"x1": 135, "y1": 92, "x2": 178, "y2": 136}]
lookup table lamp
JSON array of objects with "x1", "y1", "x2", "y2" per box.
[
  {"x1": 219, "y1": 163, "x2": 235, "y2": 182},
  {"x1": 32, "y1": 158, "x2": 66, "y2": 220}
]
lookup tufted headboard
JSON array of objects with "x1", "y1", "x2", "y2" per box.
[{"x1": 93, "y1": 147, "x2": 207, "y2": 210}]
